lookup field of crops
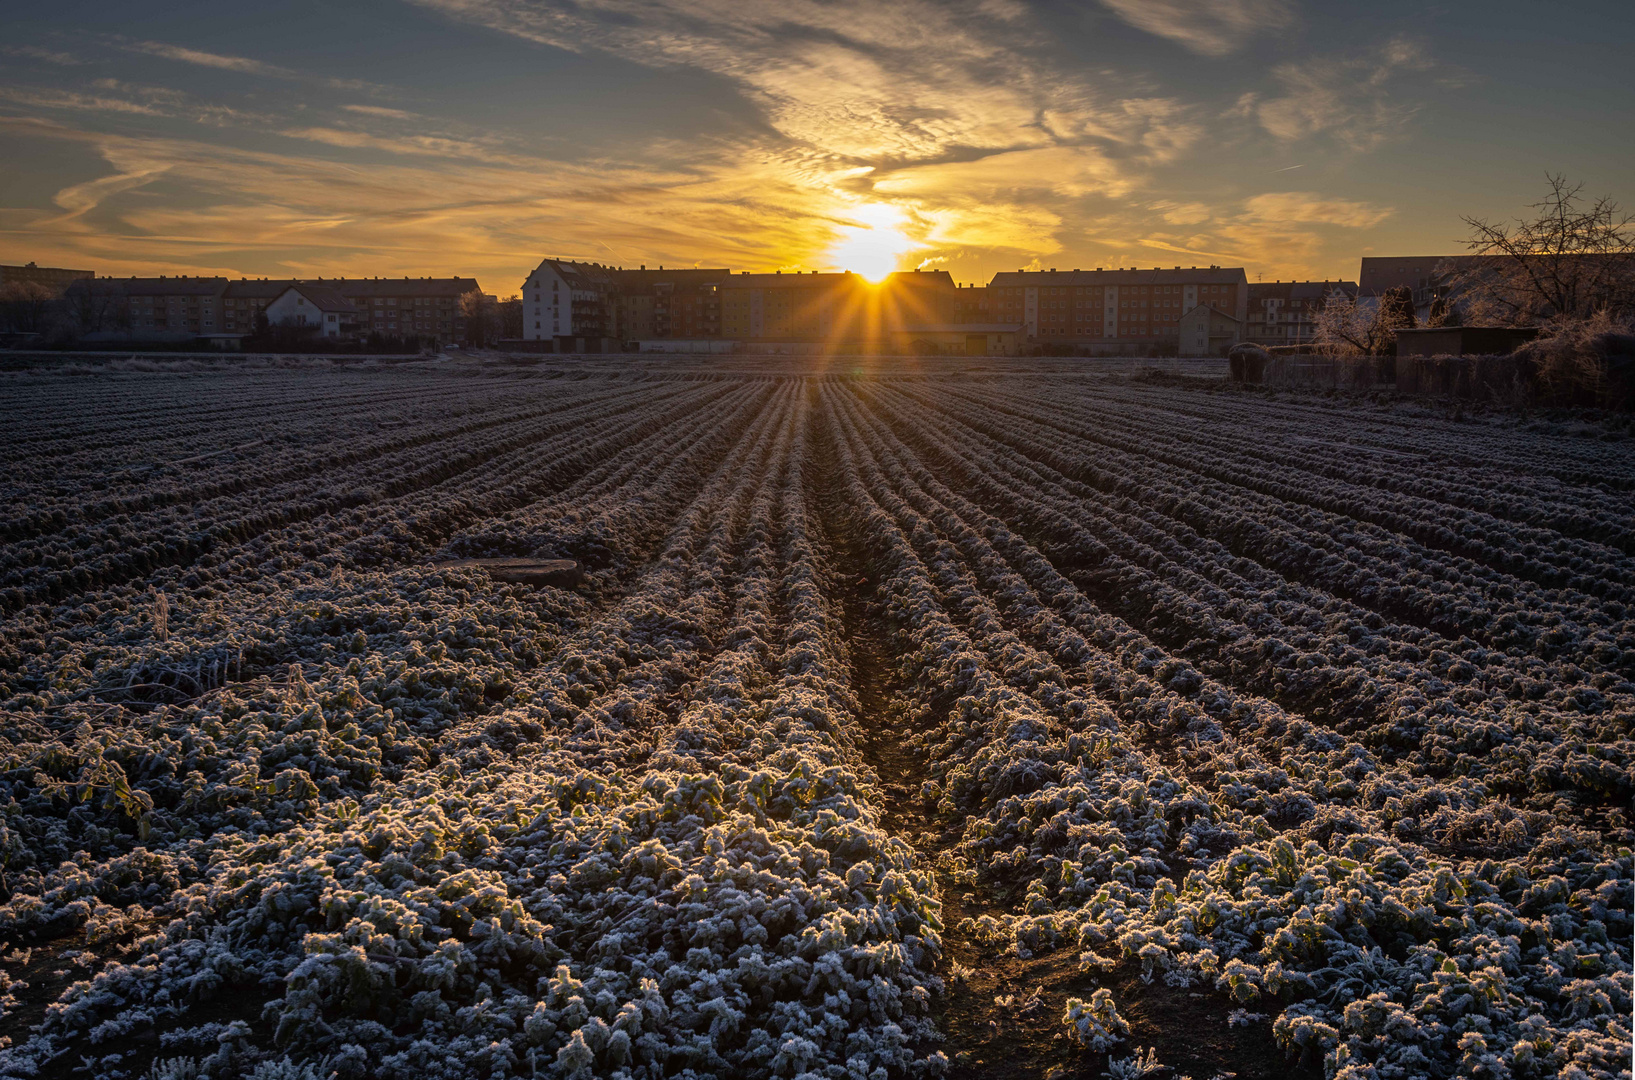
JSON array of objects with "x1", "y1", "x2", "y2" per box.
[{"x1": 0, "y1": 359, "x2": 1629, "y2": 1080}]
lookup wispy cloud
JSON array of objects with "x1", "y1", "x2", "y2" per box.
[
  {"x1": 1150, "y1": 200, "x2": 1212, "y2": 225},
  {"x1": 1252, "y1": 36, "x2": 1435, "y2": 149},
  {"x1": 0, "y1": 86, "x2": 166, "y2": 117},
  {"x1": 1096, "y1": 0, "x2": 1293, "y2": 56},
  {"x1": 125, "y1": 40, "x2": 299, "y2": 78},
  {"x1": 122, "y1": 39, "x2": 385, "y2": 92},
  {"x1": 2, "y1": 44, "x2": 84, "y2": 65},
  {"x1": 342, "y1": 104, "x2": 419, "y2": 120},
  {"x1": 280, "y1": 126, "x2": 533, "y2": 166},
  {"x1": 1242, "y1": 191, "x2": 1393, "y2": 228}
]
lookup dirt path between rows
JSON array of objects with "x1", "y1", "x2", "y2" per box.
[{"x1": 813, "y1": 412, "x2": 1319, "y2": 1080}]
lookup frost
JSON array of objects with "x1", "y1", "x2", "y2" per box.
[
  {"x1": 1106, "y1": 1047, "x2": 1166, "y2": 1079},
  {"x1": 1063, "y1": 988, "x2": 1129, "y2": 1051},
  {"x1": 0, "y1": 366, "x2": 1628, "y2": 1080}
]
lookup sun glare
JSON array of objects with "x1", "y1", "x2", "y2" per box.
[{"x1": 828, "y1": 203, "x2": 914, "y2": 282}]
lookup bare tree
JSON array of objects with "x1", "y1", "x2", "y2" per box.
[
  {"x1": 497, "y1": 295, "x2": 523, "y2": 340},
  {"x1": 1450, "y1": 174, "x2": 1635, "y2": 326},
  {"x1": 0, "y1": 281, "x2": 58, "y2": 335},
  {"x1": 1378, "y1": 285, "x2": 1417, "y2": 333},
  {"x1": 459, "y1": 289, "x2": 499, "y2": 346},
  {"x1": 1314, "y1": 289, "x2": 1394, "y2": 355},
  {"x1": 61, "y1": 278, "x2": 129, "y2": 336}
]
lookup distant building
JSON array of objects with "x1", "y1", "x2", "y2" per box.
[
  {"x1": 878, "y1": 269, "x2": 959, "y2": 329},
  {"x1": 1178, "y1": 304, "x2": 1243, "y2": 357},
  {"x1": 608, "y1": 266, "x2": 730, "y2": 340},
  {"x1": 953, "y1": 283, "x2": 995, "y2": 324},
  {"x1": 1245, "y1": 280, "x2": 1357, "y2": 345},
  {"x1": 715, "y1": 269, "x2": 960, "y2": 348},
  {"x1": 719, "y1": 271, "x2": 864, "y2": 344},
  {"x1": 1357, "y1": 256, "x2": 1477, "y2": 304},
  {"x1": 0, "y1": 261, "x2": 94, "y2": 294},
  {"x1": 1358, "y1": 256, "x2": 1484, "y2": 322},
  {"x1": 114, "y1": 275, "x2": 478, "y2": 344},
  {"x1": 327, "y1": 277, "x2": 478, "y2": 340},
  {"x1": 221, "y1": 279, "x2": 298, "y2": 335},
  {"x1": 520, "y1": 259, "x2": 622, "y2": 349},
  {"x1": 120, "y1": 276, "x2": 229, "y2": 336},
  {"x1": 265, "y1": 284, "x2": 360, "y2": 338},
  {"x1": 890, "y1": 323, "x2": 1025, "y2": 356},
  {"x1": 981, "y1": 266, "x2": 1249, "y2": 353}
]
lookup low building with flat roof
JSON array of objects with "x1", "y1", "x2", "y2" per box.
[
  {"x1": 890, "y1": 323, "x2": 1025, "y2": 356},
  {"x1": 0, "y1": 262, "x2": 95, "y2": 294}
]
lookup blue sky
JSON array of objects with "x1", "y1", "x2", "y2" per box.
[{"x1": 2, "y1": 0, "x2": 1630, "y2": 292}]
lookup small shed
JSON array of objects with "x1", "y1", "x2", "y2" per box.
[{"x1": 1395, "y1": 326, "x2": 1539, "y2": 357}]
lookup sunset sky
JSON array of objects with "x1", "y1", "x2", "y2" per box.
[{"x1": 2, "y1": 0, "x2": 1630, "y2": 292}]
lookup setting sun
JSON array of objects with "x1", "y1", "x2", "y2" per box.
[{"x1": 828, "y1": 203, "x2": 915, "y2": 282}]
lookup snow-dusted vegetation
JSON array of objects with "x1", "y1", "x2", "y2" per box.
[{"x1": 0, "y1": 362, "x2": 1628, "y2": 1080}]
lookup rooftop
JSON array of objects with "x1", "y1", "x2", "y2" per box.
[{"x1": 987, "y1": 266, "x2": 1247, "y2": 287}]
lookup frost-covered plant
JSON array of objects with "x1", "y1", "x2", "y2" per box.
[
  {"x1": 1106, "y1": 1047, "x2": 1166, "y2": 1079},
  {"x1": 247, "y1": 1058, "x2": 330, "y2": 1080},
  {"x1": 1063, "y1": 989, "x2": 1129, "y2": 1051},
  {"x1": 0, "y1": 366, "x2": 1630, "y2": 1080}
]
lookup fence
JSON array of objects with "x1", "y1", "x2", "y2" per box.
[
  {"x1": 1231, "y1": 352, "x2": 1393, "y2": 390},
  {"x1": 1394, "y1": 354, "x2": 1531, "y2": 400}
]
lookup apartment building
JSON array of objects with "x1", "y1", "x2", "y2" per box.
[
  {"x1": 520, "y1": 259, "x2": 622, "y2": 346},
  {"x1": 111, "y1": 274, "x2": 478, "y2": 342},
  {"x1": 221, "y1": 279, "x2": 296, "y2": 334},
  {"x1": 879, "y1": 269, "x2": 958, "y2": 329},
  {"x1": 121, "y1": 276, "x2": 228, "y2": 335},
  {"x1": 1357, "y1": 256, "x2": 1477, "y2": 305},
  {"x1": 981, "y1": 266, "x2": 1249, "y2": 353},
  {"x1": 1, "y1": 262, "x2": 95, "y2": 294},
  {"x1": 953, "y1": 283, "x2": 995, "y2": 324},
  {"x1": 608, "y1": 267, "x2": 729, "y2": 340},
  {"x1": 1245, "y1": 280, "x2": 1357, "y2": 345},
  {"x1": 331, "y1": 278, "x2": 477, "y2": 339},
  {"x1": 719, "y1": 268, "x2": 958, "y2": 346}
]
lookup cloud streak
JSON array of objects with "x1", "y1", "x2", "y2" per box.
[
  {"x1": 1096, "y1": 0, "x2": 1294, "y2": 56},
  {"x1": 123, "y1": 39, "x2": 385, "y2": 92}
]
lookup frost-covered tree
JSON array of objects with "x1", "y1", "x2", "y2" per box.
[
  {"x1": 1449, "y1": 173, "x2": 1635, "y2": 326},
  {"x1": 1313, "y1": 288, "x2": 1393, "y2": 354}
]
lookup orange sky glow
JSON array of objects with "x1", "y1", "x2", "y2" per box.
[{"x1": 0, "y1": 1, "x2": 1630, "y2": 292}]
